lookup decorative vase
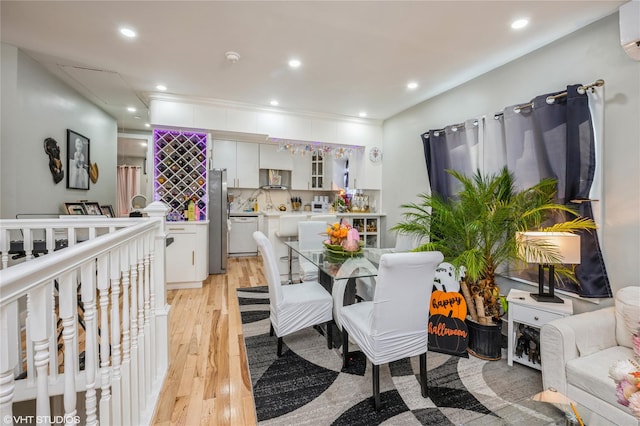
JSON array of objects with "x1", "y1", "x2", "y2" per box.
[{"x1": 465, "y1": 318, "x2": 503, "y2": 361}]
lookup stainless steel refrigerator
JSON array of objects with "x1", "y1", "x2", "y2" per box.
[{"x1": 208, "y1": 168, "x2": 228, "y2": 274}]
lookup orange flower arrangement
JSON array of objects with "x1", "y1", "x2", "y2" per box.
[{"x1": 326, "y1": 222, "x2": 351, "y2": 245}]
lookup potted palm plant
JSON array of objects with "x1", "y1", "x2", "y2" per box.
[{"x1": 393, "y1": 167, "x2": 595, "y2": 359}]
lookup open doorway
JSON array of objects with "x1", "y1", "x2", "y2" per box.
[{"x1": 117, "y1": 132, "x2": 153, "y2": 216}]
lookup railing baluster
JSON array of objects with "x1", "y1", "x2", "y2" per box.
[
  {"x1": 137, "y1": 237, "x2": 147, "y2": 404},
  {"x1": 120, "y1": 245, "x2": 132, "y2": 426},
  {"x1": 109, "y1": 249, "x2": 122, "y2": 425},
  {"x1": 97, "y1": 255, "x2": 111, "y2": 426},
  {"x1": 22, "y1": 228, "x2": 32, "y2": 262},
  {"x1": 1, "y1": 301, "x2": 19, "y2": 425},
  {"x1": 144, "y1": 232, "x2": 154, "y2": 391},
  {"x1": 29, "y1": 283, "x2": 52, "y2": 421},
  {"x1": 59, "y1": 271, "x2": 78, "y2": 422},
  {"x1": 128, "y1": 240, "x2": 140, "y2": 423},
  {"x1": 1, "y1": 228, "x2": 9, "y2": 270},
  {"x1": 81, "y1": 260, "x2": 98, "y2": 426}
]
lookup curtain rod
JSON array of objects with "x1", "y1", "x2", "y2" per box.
[
  {"x1": 545, "y1": 79, "x2": 605, "y2": 105},
  {"x1": 514, "y1": 78, "x2": 605, "y2": 112},
  {"x1": 423, "y1": 120, "x2": 478, "y2": 138}
]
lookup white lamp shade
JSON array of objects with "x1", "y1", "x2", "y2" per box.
[{"x1": 517, "y1": 232, "x2": 581, "y2": 264}]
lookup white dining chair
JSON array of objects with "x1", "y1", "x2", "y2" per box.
[
  {"x1": 253, "y1": 231, "x2": 334, "y2": 356},
  {"x1": 339, "y1": 250, "x2": 443, "y2": 410},
  {"x1": 355, "y1": 232, "x2": 422, "y2": 302},
  {"x1": 297, "y1": 221, "x2": 328, "y2": 282}
]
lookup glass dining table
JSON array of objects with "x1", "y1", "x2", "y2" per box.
[{"x1": 285, "y1": 241, "x2": 403, "y2": 346}]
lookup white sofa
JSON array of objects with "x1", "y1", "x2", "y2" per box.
[{"x1": 541, "y1": 286, "x2": 640, "y2": 426}]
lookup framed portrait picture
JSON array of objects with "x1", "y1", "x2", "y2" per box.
[
  {"x1": 64, "y1": 202, "x2": 86, "y2": 215},
  {"x1": 100, "y1": 205, "x2": 115, "y2": 218},
  {"x1": 83, "y1": 201, "x2": 102, "y2": 215},
  {"x1": 67, "y1": 129, "x2": 90, "y2": 190}
]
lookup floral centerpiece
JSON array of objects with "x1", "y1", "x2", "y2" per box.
[
  {"x1": 609, "y1": 325, "x2": 640, "y2": 418},
  {"x1": 324, "y1": 221, "x2": 362, "y2": 257}
]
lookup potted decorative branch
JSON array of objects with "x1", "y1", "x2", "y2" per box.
[{"x1": 393, "y1": 167, "x2": 596, "y2": 359}]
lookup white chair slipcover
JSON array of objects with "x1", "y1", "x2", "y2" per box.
[
  {"x1": 339, "y1": 250, "x2": 443, "y2": 409},
  {"x1": 355, "y1": 232, "x2": 422, "y2": 301},
  {"x1": 298, "y1": 221, "x2": 328, "y2": 282},
  {"x1": 253, "y1": 231, "x2": 333, "y2": 356}
]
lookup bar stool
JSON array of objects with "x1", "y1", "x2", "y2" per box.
[{"x1": 275, "y1": 214, "x2": 306, "y2": 283}]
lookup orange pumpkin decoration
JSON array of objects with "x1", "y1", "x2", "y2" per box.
[{"x1": 429, "y1": 289, "x2": 467, "y2": 320}]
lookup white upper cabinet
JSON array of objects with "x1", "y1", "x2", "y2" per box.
[
  {"x1": 353, "y1": 146, "x2": 382, "y2": 189},
  {"x1": 291, "y1": 154, "x2": 312, "y2": 190},
  {"x1": 259, "y1": 144, "x2": 293, "y2": 170},
  {"x1": 211, "y1": 140, "x2": 259, "y2": 188}
]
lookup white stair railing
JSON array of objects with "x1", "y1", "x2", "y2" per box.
[{"x1": 0, "y1": 202, "x2": 169, "y2": 426}]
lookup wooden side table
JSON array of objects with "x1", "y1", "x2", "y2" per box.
[{"x1": 507, "y1": 289, "x2": 573, "y2": 370}]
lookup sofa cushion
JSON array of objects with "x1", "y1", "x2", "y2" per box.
[
  {"x1": 615, "y1": 286, "x2": 640, "y2": 349},
  {"x1": 566, "y1": 345, "x2": 636, "y2": 409}
]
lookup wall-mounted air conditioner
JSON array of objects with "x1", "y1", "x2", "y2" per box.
[{"x1": 620, "y1": 0, "x2": 640, "y2": 60}]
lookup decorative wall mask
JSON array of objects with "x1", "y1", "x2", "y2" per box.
[{"x1": 44, "y1": 137, "x2": 64, "y2": 184}]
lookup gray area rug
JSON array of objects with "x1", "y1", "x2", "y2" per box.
[{"x1": 238, "y1": 287, "x2": 568, "y2": 425}]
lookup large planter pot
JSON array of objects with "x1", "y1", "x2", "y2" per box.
[{"x1": 465, "y1": 318, "x2": 502, "y2": 361}]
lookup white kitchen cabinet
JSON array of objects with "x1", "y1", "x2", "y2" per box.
[
  {"x1": 165, "y1": 222, "x2": 209, "y2": 289},
  {"x1": 259, "y1": 144, "x2": 293, "y2": 170},
  {"x1": 291, "y1": 154, "x2": 312, "y2": 190},
  {"x1": 211, "y1": 140, "x2": 259, "y2": 188},
  {"x1": 350, "y1": 148, "x2": 381, "y2": 190}
]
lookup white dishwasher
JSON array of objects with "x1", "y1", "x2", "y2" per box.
[{"x1": 229, "y1": 215, "x2": 259, "y2": 256}]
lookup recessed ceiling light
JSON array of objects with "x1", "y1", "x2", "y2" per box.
[
  {"x1": 359, "y1": 112, "x2": 367, "y2": 118},
  {"x1": 145, "y1": 123, "x2": 151, "y2": 128},
  {"x1": 270, "y1": 100, "x2": 279, "y2": 106},
  {"x1": 511, "y1": 18, "x2": 529, "y2": 30},
  {"x1": 140, "y1": 142, "x2": 148, "y2": 147},
  {"x1": 127, "y1": 106, "x2": 136, "y2": 112},
  {"x1": 407, "y1": 81, "x2": 418, "y2": 90},
  {"x1": 156, "y1": 84, "x2": 167, "y2": 91},
  {"x1": 119, "y1": 27, "x2": 137, "y2": 38},
  {"x1": 288, "y1": 59, "x2": 301, "y2": 68}
]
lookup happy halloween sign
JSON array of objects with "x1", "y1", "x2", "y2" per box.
[{"x1": 428, "y1": 263, "x2": 469, "y2": 357}]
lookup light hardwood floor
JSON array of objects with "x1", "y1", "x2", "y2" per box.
[{"x1": 152, "y1": 256, "x2": 264, "y2": 426}]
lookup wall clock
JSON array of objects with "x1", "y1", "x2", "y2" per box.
[{"x1": 369, "y1": 146, "x2": 382, "y2": 163}]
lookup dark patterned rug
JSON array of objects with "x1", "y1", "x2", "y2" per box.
[{"x1": 238, "y1": 287, "x2": 567, "y2": 425}]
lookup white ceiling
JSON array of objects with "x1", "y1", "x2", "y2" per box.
[{"x1": 1, "y1": 1, "x2": 626, "y2": 139}]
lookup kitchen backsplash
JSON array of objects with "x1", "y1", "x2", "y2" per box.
[{"x1": 229, "y1": 188, "x2": 380, "y2": 214}]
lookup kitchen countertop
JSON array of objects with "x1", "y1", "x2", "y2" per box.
[
  {"x1": 259, "y1": 210, "x2": 385, "y2": 217},
  {"x1": 229, "y1": 211, "x2": 262, "y2": 216}
]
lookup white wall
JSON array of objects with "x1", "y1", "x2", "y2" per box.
[
  {"x1": 382, "y1": 13, "x2": 640, "y2": 309},
  {"x1": 0, "y1": 44, "x2": 117, "y2": 218}
]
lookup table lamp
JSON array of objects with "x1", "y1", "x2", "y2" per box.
[{"x1": 517, "y1": 232, "x2": 581, "y2": 303}]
